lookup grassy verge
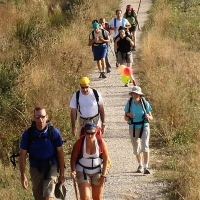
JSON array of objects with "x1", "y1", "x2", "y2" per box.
[
  {"x1": 0, "y1": 0, "x2": 120, "y2": 198},
  {"x1": 135, "y1": 0, "x2": 200, "y2": 199}
]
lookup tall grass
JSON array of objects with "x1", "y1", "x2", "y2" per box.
[
  {"x1": 135, "y1": 0, "x2": 200, "y2": 199},
  {"x1": 0, "y1": 0, "x2": 120, "y2": 198}
]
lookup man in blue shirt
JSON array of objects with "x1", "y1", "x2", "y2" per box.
[{"x1": 19, "y1": 106, "x2": 65, "y2": 200}]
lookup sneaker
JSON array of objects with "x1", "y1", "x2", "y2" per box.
[
  {"x1": 144, "y1": 168, "x2": 150, "y2": 174},
  {"x1": 106, "y1": 68, "x2": 111, "y2": 73},
  {"x1": 101, "y1": 72, "x2": 106, "y2": 78},
  {"x1": 99, "y1": 73, "x2": 102, "y2": 78},
  {"x1": 136, "y1": 165, "x2": 143, "y2": 173},
  {"x1": 124, "y1": 83, "x2": 128, "y2": 87}
]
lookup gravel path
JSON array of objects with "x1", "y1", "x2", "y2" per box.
[{"x1": 64, "y1": 0, "x2": 167, "y2": 199}]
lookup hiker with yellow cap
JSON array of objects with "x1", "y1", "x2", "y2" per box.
[{"x1": 70, "y1": 77, "x2": 106, "y2": 136}]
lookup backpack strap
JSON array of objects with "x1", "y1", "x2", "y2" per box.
[
  {"x1": 76, "y1": 90, "x2": 81, "y2": 117},
  {"x1": 128, "y1": 97, "x2": 132, "y2": 113},
  {"x1": 122, "y1": 18, "x2": 125, "y2": 27},
  {"x1": 76, "y1": 89, "x2": 99, "y2": 118}
]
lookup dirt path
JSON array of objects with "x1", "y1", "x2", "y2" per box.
[{"x1": 64, "y1": 0, "x2": 167, "y2": 199}]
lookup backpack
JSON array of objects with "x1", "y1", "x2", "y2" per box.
[
  {"x1": 127, "y1": 97, "x2": 148, "y2": 138},
  {"x1": 91, "y1": 28, "x2": 108, "y2": 45},
  {"x1": 114, "y1": 17, "x2": 125, "y2": 28},
  {"x1": 115, "y1": 34, "x2": 132, "y2": 53},
  {"x1": 77, "y1": 134, "x2": 103, "y2": 159},
  {"x1": 76, "y1": 88, "x2": 99, "y2": 116},
  {"x1": 10, "y1": 121, "x2": 59, "y2": 169},
  {"x1": 128, "y1": 97, "x2": 147, "y2": 113}
]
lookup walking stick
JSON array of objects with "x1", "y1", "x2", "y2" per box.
[
  {"x1": 73, "y1": 179, "x2": 79, "y2": 200},
  {"x1": 137, "y1": 0, "x2": 142, "y2": 14},
  {"x1": 130, "y1": 74, "x2": 149, "y2": 122}
]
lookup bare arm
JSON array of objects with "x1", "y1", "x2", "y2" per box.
[
  {"x1": 70, "y1": 108, "x2": 77, "y2": 136},
  {"x1": 57, "y1": 146, "x2": 65, "y2": 184},
  {"x1": 19, "y1": 149, "x2": 28, "y2": 189},
  {"x1": 99, "y1": 104, "x2": 106, "y2": 134},
  {"x1": 99, "y1": 139, "x2": 109, "y2": 186},
  {"x1": 70, "y1": 141, "x2": 79, "y2": 179}
]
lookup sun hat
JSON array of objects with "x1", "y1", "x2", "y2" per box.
[
  {"x1": 92, "y1": 22, "x2": 99, "y2": 29},
  {"x1": 84, "y1": 122, "x2": 97, "y2": 132},
  {"x1": 54, "y1": 183, "x2": 67, "y2": 200},
  {"x1": 129, "y1": 86, "x2": 144, "y2": 96},
  {"x1": 79, "y1": 77, "x2": 90, "y2": 85}
]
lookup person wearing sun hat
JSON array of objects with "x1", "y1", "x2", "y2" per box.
[
  {"x1": 124, "y1": 85, "x2": 153, "y2": 174},
  {"x1": 70, "y1": 121, "x2": 109, "y2": 200},
  {"x1": 69, "y1": 77, "x2": 106, "y2": 136},
  {"x1": 88, "y1": 20, "x2": 110, "y2": 78}
]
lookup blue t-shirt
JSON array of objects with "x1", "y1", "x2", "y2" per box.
[
  {"x1": 20, "y1": 125, "x2": 63, "y2": 168},
  {"x1": 124, "y1": 98, "x2": 152, "y2": 129}
]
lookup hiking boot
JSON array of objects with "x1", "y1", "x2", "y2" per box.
[
  {"x1": 136, "y1": 165, "x2": 143, "y2": 173},
  {"x1": 144, "y1": 168, "x2": 150, "y2": 174},
  {"x1": 124, "y1": 83, "x2": 128, "y2": 87},
  {"x1": 106, "y1": 68, "x2": 111, "y2": 73},
  {"x1": 116, "y1": 62, "x2": 119, "y2": 68},
  {"x1": 99, "y1": 73, "x2": 102, "y2": 78},
  {"x1": 101, "y1": 72, "x2": 106, "y2": 78}
]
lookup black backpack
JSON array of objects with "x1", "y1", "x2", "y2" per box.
[
  {"x1": 76, "y1": 88, "x2": 99, "y2": 117},
  {"x1": 10, "y1": 121, "x2": 58, "y2": 169}
]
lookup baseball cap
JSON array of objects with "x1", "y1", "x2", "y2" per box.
[
  {"x1": 92, "y1": 22, "x2": 99, "y2": 29},
  {"x1": 79, "y1": 77, "x2": 90, "y2": 85},
  {"x1": 84, "y1": 122, "x2": 97, "y2": 132}
]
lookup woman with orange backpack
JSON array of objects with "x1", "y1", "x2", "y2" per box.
[{"x1": 70, "y1": 122, "x2": 109, "y2": 200}]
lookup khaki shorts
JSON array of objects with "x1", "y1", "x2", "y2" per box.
[
  {"x1": 78, "y1": 115, "x2": 100, "y2": 134},
  {"x1": 76, "y1": 171, "x2": 101, "y2": 185},
  {"x1": 129, "y1": 126, "x2": 150, "y2": 155},
  {"x1": 30, "y1": 165, "x2": 58, "y2": 199},
  {"x1": 117, "y1": 51, "x2": 133, "y2": 64}
]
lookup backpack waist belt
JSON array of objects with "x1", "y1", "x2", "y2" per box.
[
  {"x1": 80, "y1": 113, "x2": 99, "y2": 120},
  {"x1": 131, "y1": 120, "x2": 145, "y2": 138}
]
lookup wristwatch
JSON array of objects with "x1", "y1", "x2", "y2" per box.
[{"x1": 102, "y1": 122, "x2": 106, "y2": 126}]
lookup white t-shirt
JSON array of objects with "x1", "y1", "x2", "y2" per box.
[
  {"x1": 108, "y1": 18, "x2": 130, "y2": 38},
  {"x1": 70, "y1": 88, "x2": 103, "y2": 118}
]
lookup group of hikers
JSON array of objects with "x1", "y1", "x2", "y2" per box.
[
  {"x1": 88, "y1": 6, "x2": 140, "y2": 84},
  {"x1": 18, "y1": 4, "x2": 153, "y2": 200}
]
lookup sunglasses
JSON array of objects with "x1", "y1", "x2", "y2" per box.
[
  {"x1": 81, "y1": 86, "x2": 89, "y2": 89},
  {"x1": 35, "y1": 115, "x2": 46, "y2": 119},
  {"x1": 85, "y1": 131, "x2": 96, "y2": 135}
]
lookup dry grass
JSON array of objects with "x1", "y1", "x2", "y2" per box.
[
  {"x1": 0, "y1": 0, "x2": 120, "y2": 198},
  {"x1": 135, "y1": 0, "x2": 200, "y2": 199}
]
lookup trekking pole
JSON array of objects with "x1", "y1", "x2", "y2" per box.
[
  {"x1": 130, "y1": 75, "x2": 149, "y2": 122},
  {"x1": 73, "y1": 179, "x2": 79, "y2": 200},
  {"x1": 108, "y1": 43, "x2": 116, "y2": 58},
  {"x1": 137, "y1": 0, "x2": 142, "y2": 14}
]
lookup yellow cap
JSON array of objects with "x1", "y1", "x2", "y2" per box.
[{"x1": 79, "y1": 77, "x2": 90, "y2": 85}]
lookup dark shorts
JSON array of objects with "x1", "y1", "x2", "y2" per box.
[
  {"x1": 92, "y1": 44, "x2": 108, "y2": 61},
  {"x1": 117, "y1": 51, "x2": 133, "y2": 64},
  {"x1": 129, "y1": 25, "x2": 137, "y2": 33}
]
